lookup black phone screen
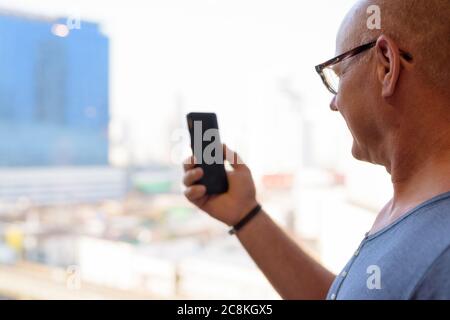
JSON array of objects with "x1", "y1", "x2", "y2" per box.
[{"x1": 186, "y1": 112, "x2": 229, "y2": 195}]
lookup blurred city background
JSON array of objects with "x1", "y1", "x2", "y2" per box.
[{"x1": 0, "y1": 0, "x2": 392, "y2": 299}]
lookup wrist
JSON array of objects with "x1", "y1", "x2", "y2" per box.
[
  {"x1": 227, "y1": 199, "x2": 259, "y2": 226},
  {"x1": 228, "y1": 203, "x2": 262, "y2": 235}
]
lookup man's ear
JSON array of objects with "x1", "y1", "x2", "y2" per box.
[{"x1": 375, "y1": 35, "x2": 401, "y2": 98}]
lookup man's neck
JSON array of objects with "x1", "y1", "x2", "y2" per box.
[
  {"x1": 370, "y1": 141, "x2": 450, "y2": 235},
  {"x1": 388, "y1": 106, "x2": 450, "y2": 213},
  {"x1": 391, "y1": 151, "x2": 450, "y2": 211}
]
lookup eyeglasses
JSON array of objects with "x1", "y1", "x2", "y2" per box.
[{"x1": 315, "y1": 40, "x2": 413, "y2": 95}]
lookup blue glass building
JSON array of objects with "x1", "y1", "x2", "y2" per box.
[{"x1": 0, "y1": 13, "x2": 109, "y2": 166}]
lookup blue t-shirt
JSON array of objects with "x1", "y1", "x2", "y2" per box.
[{"x1": 327, "y1": 191, "x2": 450, "y2": 300}]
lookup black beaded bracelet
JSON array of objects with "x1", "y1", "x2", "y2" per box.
[{"x1": 228, "y1": 204, "x2": 262, "y2": 235}]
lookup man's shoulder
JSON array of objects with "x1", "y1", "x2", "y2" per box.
[
  {"x1": 415, "y1": 190, "x2": 450, "y2": 215},
  {"x1": 371, "y1": 191, "x2": 450, "y2": 298},
  {"x1": 401, "y1": 191, "x2": 450, "y2": 236},
  {"x1": 330, "y1": 192, "x2": 450, "y2": 300},
  {"x1": 410, "y1": 244, "x2": 450, "y2": 299},
  {"x1": 395, "y1": 191, "x2": 450, "y2": 261},
  {"x1": 400, "y1": 191, "x2": 450, "y2": 299}
]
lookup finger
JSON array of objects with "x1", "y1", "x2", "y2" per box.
[
  {"x1": 182, "y1": 155, "x2": 196, "y2": 172},
  {"x1": 183, "y1": 167, "x2": 204, "y2": 186},
  {"x1": 223, "y1": 144, "x2": 248, "y2": 171},
  {"x1": 184, "y1": 185, "x2": 207, "y2": 202}
]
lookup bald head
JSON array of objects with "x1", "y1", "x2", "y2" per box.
[{"x1": 337, "y1": 0, "x2": 450, "y2": 94}]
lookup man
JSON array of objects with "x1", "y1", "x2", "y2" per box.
[{"x1": 182, "y1": 0, "x2": 450, "y2": 299}]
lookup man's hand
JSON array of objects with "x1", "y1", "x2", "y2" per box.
[
  {"x1": 182, "y1": 144, "x2": 335, "y2": 299},
  {"x1": 182, "y1": 144, "x2": 258, "y2": 226}
]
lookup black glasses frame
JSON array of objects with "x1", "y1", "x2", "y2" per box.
[{"x1": 315, "y1": 40, "x2": 413, "y2": 95}]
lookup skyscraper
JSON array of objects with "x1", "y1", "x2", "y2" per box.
[{"x1": 0, "y1": 12, "x2": 109, "y2": 167}]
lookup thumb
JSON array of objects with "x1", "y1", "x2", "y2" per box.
[{"x1": 223, "y1": 144, "x2": 248, "y2": 171}]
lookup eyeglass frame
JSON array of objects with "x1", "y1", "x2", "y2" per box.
[{"x1": 315, "y1": 40, "x2": 413, "y2": 95}]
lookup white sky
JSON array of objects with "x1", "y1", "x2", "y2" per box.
[
  {"x1": 0, "y1": 0, "x2": 359, "y2": 169},
  {"x1": 1, "y1": 0, "x2": 393, "y2": 244}
]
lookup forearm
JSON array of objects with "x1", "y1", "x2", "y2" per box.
[{"x1": 236, "y1": 210, "x2": 335, "y2": 300}]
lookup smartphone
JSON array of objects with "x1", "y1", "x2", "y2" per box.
[{"x1": 186, "y1": 112, "x2": 229, "y2": 195}]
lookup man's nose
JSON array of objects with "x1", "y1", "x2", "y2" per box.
[{"x1": 330, "y1": 96, "x2": 339, "y2": 112}]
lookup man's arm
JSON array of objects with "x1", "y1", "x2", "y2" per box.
[
  {"x1": 235, "y1": 209, "x2": 335, "y2": 299},
  {"x1": 182, "y1": 145, "x2": 335, "y2": 299}
]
